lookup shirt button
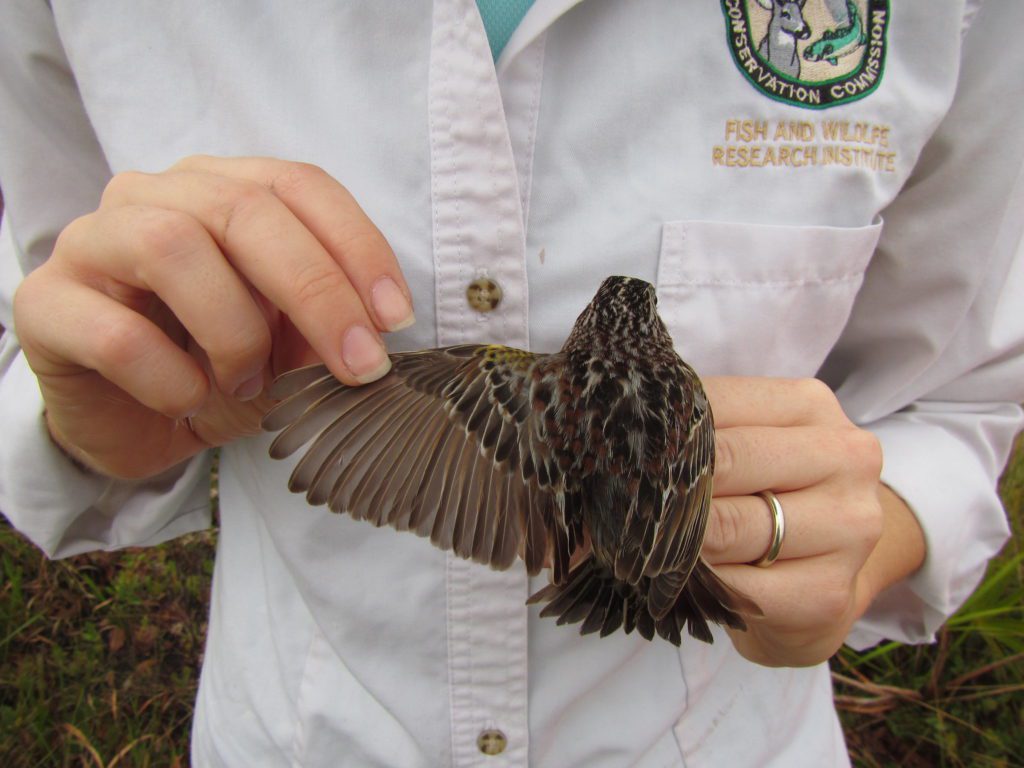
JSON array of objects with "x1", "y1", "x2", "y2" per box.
[
  {"x1": 477, "y1": 729, "x2": 508, "y2": 756},
  {"x1": 466, "y1": 277, "x2": 502, "y2": 313}
]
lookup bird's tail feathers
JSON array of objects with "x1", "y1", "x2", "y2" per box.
[{"x1": 527, "y1": 559, "x2": 759, "y2": 647}]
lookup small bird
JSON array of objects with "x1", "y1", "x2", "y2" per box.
[{"x1": 262, "y1": 276, "x2": 757, "y2": 645}]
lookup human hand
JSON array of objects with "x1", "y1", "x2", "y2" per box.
[
  {"x1": 700, "y1": 377, "x2": 924, "y2": 667},
  {"x1": 13, "y1": 156, "x2": 414, "y2": 480}
]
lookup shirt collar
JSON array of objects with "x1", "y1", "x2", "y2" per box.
[{"x1": 496, "y1": 0, "x2": 586, "y2": 76}]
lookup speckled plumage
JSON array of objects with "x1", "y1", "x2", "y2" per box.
[{"x1": 262, "y1": 276, "x2": 757, "y2": 645}]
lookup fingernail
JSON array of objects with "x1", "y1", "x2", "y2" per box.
[
  {"x1": 371, "y1": 277, "x2": 415, "y2": 332},
  {"x1": 233, "y1": 371, "x2": 264, "y2": 402},
  {"x1": 342, "y1": 325, "x2": 391, "y2": 383}
]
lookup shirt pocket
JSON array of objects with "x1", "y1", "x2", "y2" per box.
[{"x1": 655, "y1": 219, "x2": 882, "y2": 378}]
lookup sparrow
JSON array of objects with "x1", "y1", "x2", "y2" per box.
[{"x1": 261, "y1": 276, "x2": 757, "y2": 645}]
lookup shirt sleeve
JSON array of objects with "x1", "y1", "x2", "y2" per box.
[
  {"x1": 0, "y1": 1, "x2": 213, "y2": 559},
  {"x1": 819, "y1": 0, "x2": 1024, "y2": 648}
]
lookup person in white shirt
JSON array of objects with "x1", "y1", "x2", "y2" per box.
[{"x1": 0, "y1": 2, "x2": 1021, "y2": 766}]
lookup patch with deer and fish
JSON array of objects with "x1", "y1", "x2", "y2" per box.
[{"x1": 721, "y1": 0, "x2": 890, "y2": 109}]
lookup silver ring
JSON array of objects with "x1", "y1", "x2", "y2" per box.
[{"x1": 751, "y1": 490, "x2": 785, "y2": 567}]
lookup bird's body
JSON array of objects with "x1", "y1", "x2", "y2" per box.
[{"x1": 263, "y1": 276, "x2": 755, "y2": 645}]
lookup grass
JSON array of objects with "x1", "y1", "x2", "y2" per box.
[
  {"x1": 0, "y1": 530, "x2": 215, "y2": 767},
  {"x1": 0, "y1": 444, "x2": 1022, "y2": 767}
]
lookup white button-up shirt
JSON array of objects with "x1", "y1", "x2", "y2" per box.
[{"x1": 1, "y1": 2, "x2": 1022, "y2": 766}]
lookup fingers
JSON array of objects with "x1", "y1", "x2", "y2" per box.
[
  {"x1": 57, "y1": 207, "x2": 272, "y2": 399},
  {"x1": 704, "y1": 492, "x2": 800, "y2": 565},
  {"x1": 172, "y1": 155, "x2": 416, "y2": 331},
  {"x1": 16, "y1": 268, "x2": 209, "y2": 418},
  {"x1": 100, "y1": 167, "x2": 400, "y2": 385},
  {"x1": 715, "y1": 558, "x2": 867, "y2": 636},
  {"x1": 706, "y1": 412, "x2": 882, "y2": 565},
  {"x1": 706, "y1": 488, "x2": 883, "y2": 666},
  {"x1": 702, "y1": 488, "x2": 880, "y2": 565},
  {"x1": 704, "y1": 377, "x2": 851, "y2": 429},
  {"x1": 713, "y1": 424, "x2": 882, "y2": 496}
]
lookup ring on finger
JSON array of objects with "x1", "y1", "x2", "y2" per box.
[{"x1": 750, "y1": 490, "x2": 786, "y2": 567}]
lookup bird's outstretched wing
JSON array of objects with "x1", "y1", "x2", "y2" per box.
[{"x1": 261, "y1": 345, "x2": 564, "y2": 575}]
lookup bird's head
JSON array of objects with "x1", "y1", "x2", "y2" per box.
[{"x1": 564, "y1": 276, "x2": 669, "y2": 353}]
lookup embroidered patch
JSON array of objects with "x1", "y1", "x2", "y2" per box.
[{"x1": 721, "y1": 0, "x2": 890, "y2": 109}]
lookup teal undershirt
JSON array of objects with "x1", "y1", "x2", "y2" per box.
[{"x1": 476, "y1": 0, "x2": 535, "y2": 61}]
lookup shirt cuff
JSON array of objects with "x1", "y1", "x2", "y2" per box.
[
  {"x1": 846, "y1": 404, "x2": 1020, "y2": 649},
  {"x1": 0, "y1": 336, "x2": 213, "y2": 558}
]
